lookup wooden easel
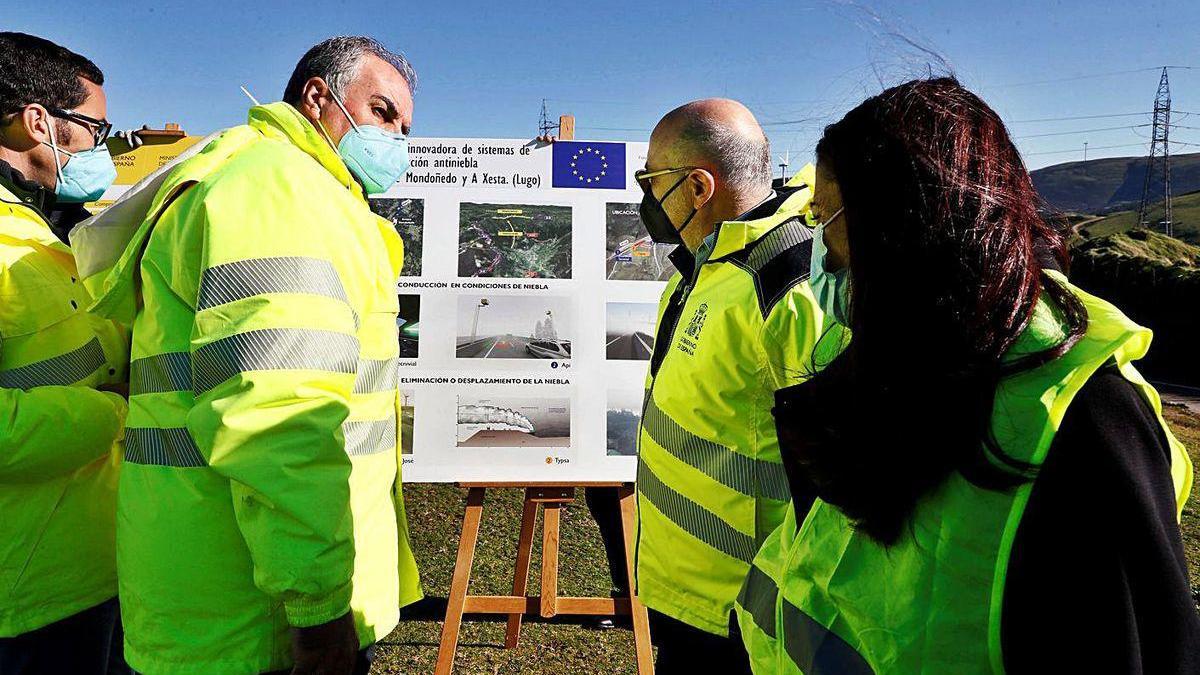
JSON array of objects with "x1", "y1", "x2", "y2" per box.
[{"x1": 434, "y1": 481, "x2": 654, "y2": 675}]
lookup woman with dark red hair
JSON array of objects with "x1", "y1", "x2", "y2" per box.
[{"x1": 734, "y1": 78, "x2": 1199, "y2": 674}]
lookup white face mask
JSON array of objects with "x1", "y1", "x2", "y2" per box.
[{"x1": 808, "y1": 207, "x2": 850, "y2": 325}]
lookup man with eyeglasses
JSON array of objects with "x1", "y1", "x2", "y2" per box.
[
  {"x1": 0, "y1": 32, "x2": 129, "y2": 674},
  {"x1": 631, "y1": 99, "x2": 832, "y2": 673}
]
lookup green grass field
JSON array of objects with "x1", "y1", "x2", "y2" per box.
[
  {"x1": 376, "y1": 485, "x2": 640, "y2": 674},
  {"x1": 1080, "y1": 190, "x2": 1200, "y2": 246},
  {"x1": 373, "y1": 407, "x2": 1200, "y2": 674}
]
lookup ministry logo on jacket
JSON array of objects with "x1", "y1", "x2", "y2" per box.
[{"x1": 677, "y1": 303, "x2": 708, "y2": 356}]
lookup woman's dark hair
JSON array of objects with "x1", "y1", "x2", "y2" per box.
[{"x1": 783, "y1": 77, "x2": 1088, "y2": 544}]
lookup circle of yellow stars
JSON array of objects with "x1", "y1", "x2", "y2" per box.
[{"x1": 570, "y1": 146, "x2": 608, "y2": 184}]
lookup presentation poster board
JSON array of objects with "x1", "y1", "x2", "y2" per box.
[{"x1": 375, "y1": 137, "x2": 663, "y2": 483}]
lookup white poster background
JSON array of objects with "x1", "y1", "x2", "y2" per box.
[{"x1": 380, "y1": 137, "x2": 660, "y2": 483}]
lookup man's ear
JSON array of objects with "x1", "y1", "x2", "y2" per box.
[
  {"x1": 300, "y1": 76, "x2": 332, "y2": 119},
  {"x1": 15, "y1": 104, "x2": 51, "y2": 146},
  {"x1": 688, "y1": 168, "x2": 717, "y2": 210}
]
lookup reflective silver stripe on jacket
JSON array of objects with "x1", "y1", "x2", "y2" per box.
[
  {"x1": 343, "y1": 413, "x2": 397, "y2": 456},
  {"x1": 124, "y1": 427, "x2": 206, "y2": 467},
  {"x1": 745, "y1": 218, "x2": 812, "y2": 274},
  {"x1": 353, "y1": 358, "x2": 399, "y2": 394},
  {"x1": 641, "y1": 396, "x2": 790, "y2": 502},
  {"x1": 192, "y1": 328, "x2": 359, "y2": 394},
  {"x1": 0, "y1": 337, "x2": 106, "y2": 390},
  {"x1": 637, "y1": 459, "x2": 757, "y2": 563},
  {"x1": 197, "y1": 256, "x2": 350, "y2": 311},
  {"x1": 130, "y1": 351, "x2": 192, "y2": 395}
]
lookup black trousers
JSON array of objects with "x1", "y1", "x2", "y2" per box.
[
  {"x1": 648, "y1": 609, "x2": 753, "y2": 674},
  {"x1": 584, "y1": 486, "x2": 631, "y2": 594},
  {"x1": 0, "y1": 597, "x2": 130, "y2": 675}
]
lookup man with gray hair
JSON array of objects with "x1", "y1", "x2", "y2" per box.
[
  {"x1": 86, "y1": 36, "x2": 420, "y2": 674},
  {"x1": 631, "y1": 99, "x2": 829, "y2": 672}
]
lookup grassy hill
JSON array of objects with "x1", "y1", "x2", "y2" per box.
[
  {"x1": 1078, "y1": 189, "x2": 1200, "y2": 247},
  {"x1": 1069, "y1": 229, "x2": 1200, "y2": 384},
  {"x1": 1032, "y1": 151, "x2": 1200, "y2": 214}
]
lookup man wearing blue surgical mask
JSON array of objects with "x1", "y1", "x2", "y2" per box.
[
  {"x1": 0, "y1": 32, "x2": 130, "y2": 674},
  {"x1": 294, "y1": 44, "x2": 413, "y2": 194},
  {"x1": 73, "y1": 36, "x2": 422, "y2": 675}
]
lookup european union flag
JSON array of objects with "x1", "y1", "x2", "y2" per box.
[{"x1": 552, "y1": 141, "x2": 626, "y2": 189}]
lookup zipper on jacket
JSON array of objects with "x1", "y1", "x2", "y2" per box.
[{"x1": 634, "y1": 271, "x2": 698, "y2": 587}]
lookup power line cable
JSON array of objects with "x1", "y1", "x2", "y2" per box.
[{"x1": 1014, "y1": 124, "x2": 1151, "y2": 139}]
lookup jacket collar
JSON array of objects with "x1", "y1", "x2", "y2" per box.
[
  {"x1": 0, "y1": 159, "x2": 92, "y2": 244},
  {"x1": 246, "y1": 102, "x2": 365, "y2": 202},
  {"x1": 0, "y1": 174, "x2": 70, "y2": 251},
  {"x1": 708, "y1": 183, "x2": 811, "y2": 260},
  {"x1": 667, "y1": 186, "x2": 796, "y2": 278},
  {"x1": 0, "y1": 159, "x2": 53, "y2": 214}
]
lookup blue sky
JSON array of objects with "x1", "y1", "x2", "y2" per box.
[{"x1": 10, "y1": 0, "x2": 1200, "y2": 169}]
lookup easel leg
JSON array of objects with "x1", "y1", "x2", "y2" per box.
[
  {"x1": 504, "y1": 489, "x2": 539, "y2": 648},
  {"x1": 435, "y1": 487, "x2": 487, "y2": 675},
  {"x1": 619, "y1": 484, "x2": 655, "y2": 675},
  {"x1": 540, "y1": 501, "x2": 562, "y2": 618}
]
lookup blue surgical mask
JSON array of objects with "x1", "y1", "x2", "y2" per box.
[
  {"x1": 809, "y1": 207, "x2": 850, "y2": 326},
  {"x1": 43, "y1": 122, "x2": 117, "y2": 203},
  {"x1": 319, "y1": 90, "x2": 410, "y2": 194}
]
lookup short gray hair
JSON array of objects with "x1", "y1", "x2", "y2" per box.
[
  {"x1": 283, "y1": 35, "x2": 416, "y2": 103},
  {"x1": 676, "y1": 116, "x2": 772, "y2": 191}
]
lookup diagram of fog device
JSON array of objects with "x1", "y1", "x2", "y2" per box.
[{"x1": 456, "y1": 396, "x2": 571, "y2": 447}]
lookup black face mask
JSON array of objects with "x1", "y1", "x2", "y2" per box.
[{"x1": 639, "y1": 174, "x2": 697, "y2": 245}]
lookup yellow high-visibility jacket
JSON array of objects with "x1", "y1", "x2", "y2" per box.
[
  {"x1": 735, "y1": 275, "x2": 1193, "y2": 674},
  {"x1": 636, "y1": 171, "x2": 837, "y2": 636},
  {"x1": 0, "y1": 181, "x2": 128, "y2": 636},
  {"x1": 86, "y1": 102, "x2": 421, "y2": 674}
]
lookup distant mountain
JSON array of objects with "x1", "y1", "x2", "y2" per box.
[
  {"x1": 1031, "y1": 151, "x2": 1200, "y2": 214},
  {"x1": 1079, "y1": 189, "x2": 1200, "y2": 247}
]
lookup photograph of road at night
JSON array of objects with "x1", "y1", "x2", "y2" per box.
[
  {"x1": 606, "y1": 302, "x2": 657, "y2": 360},
  {"x1": 455, "y1": 295, "x2": 573, "y2": 359}
]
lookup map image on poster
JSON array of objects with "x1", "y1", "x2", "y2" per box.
[
  {"x1": 398, "y1": 294, "x2": 420, "y2": 359},
  {"x1": 458, "y1": 202, "x2": 573, "y2": 278},
  {"x1": 606, "y1": 302, "x2": 656, "y2": 361},
  {"x1": 455, "y1": 295, "x2": 572, "y2": 360},
  {"x1": 457, "y1": 395, "x2": 571, "y2": 447},
  {"x1": 605, "y1": 202, "x2": 674, "y2": 281},
  {"x1": 370, "y1": 197, "x2": 424, "y2": 276},
  {"x1": 607, "y1": 390, "x2": 641, "y2": 456}
]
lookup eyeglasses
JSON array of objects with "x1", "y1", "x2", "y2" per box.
[
  {"x1": 46, "y1": 106, "x2": 112, "y2": 147},
  {"x1": 634, "y1": 166, "x2": 698, "y2": 193}
]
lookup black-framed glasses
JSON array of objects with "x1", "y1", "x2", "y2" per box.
[
  {"x1": 46, "y1": 106, "x2": 112, "y2": 147},
  {"x1": 634, "y1": 166, "x2": 698, "y2": 194}
]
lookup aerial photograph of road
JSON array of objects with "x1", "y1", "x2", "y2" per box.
[
  {"x1": 605, "y1": 202, "x2": 675, "y2": 281},
  {"x1": 455, "y1": 295, "x2": 573, "y2": 359},
  {"x1": 369, "y1": 197, "x2": 424, "y2": 276},
  {"x1": 458, "y1": 202, "x2": 573, "y2": 279},
  {"x1": 606, "y1": 302, "x2": 657, "y2": 360}
]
